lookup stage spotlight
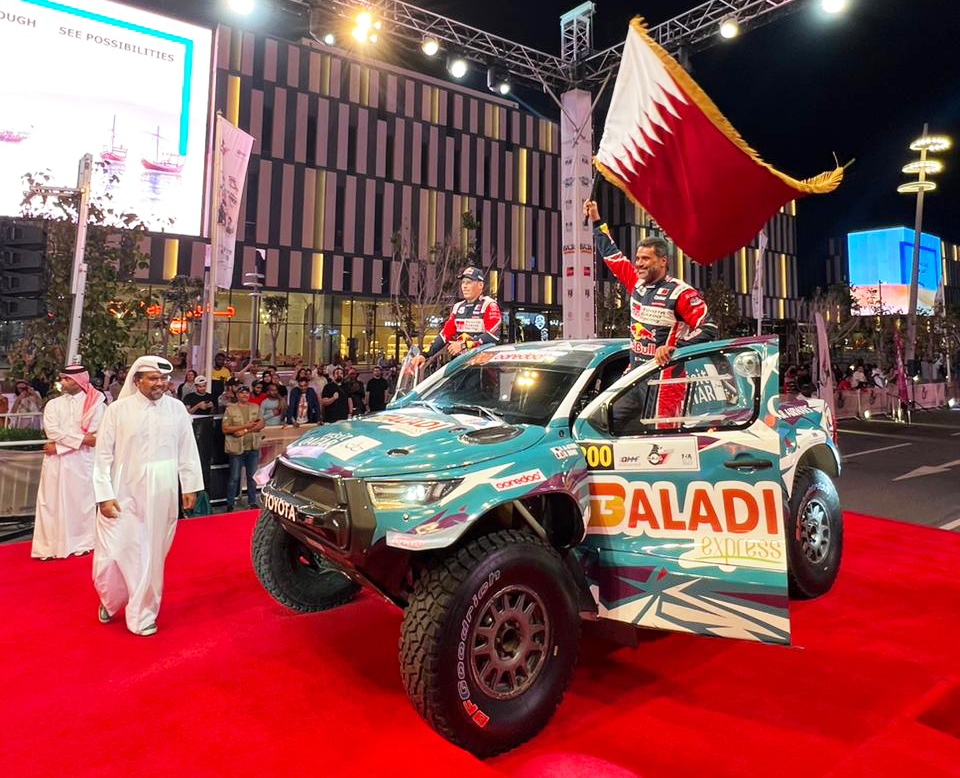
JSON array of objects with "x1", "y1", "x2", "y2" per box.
[
  {"x1": 226, "y1": 0, "x2": 255, "y2": 14},
  {"x1": 421, "y1": 37, "x2": 440, "y2": 57},
  {"x1": 487, "y1": 65, "x2": 511, "y2": 95},
  {"x1": 949, "y1": 397, "x2": 957, "y2": 408},
  {"x1": 323, "y1": 32, "x2": 335, "y2": 45},
  {"x1": 351, "y1": 11, "x2": 381, "y2": 44},
  {"x1": 447, "y1": 54, "x2": 468, "y2": 79},
  {"x1": 719, "y1": 18, "x2": 739, "y2": 39},
  {"x1": 821, "y1": 0, "x2": 848, "y2": 13}
]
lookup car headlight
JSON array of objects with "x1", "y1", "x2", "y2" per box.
[{"x1": 367, "y1": 480, "x2": 462, "y2": 509}]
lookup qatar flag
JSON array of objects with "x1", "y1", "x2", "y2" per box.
[{"x1": 595, "y1": 18, "x2": 843, "y2": 265}]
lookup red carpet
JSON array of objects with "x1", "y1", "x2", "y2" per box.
[{"x1": 2, "y1": 511, "x2": 959, "y2": 778}]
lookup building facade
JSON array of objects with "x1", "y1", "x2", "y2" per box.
[{"x1": 107, "y1": 24, "x2": 812, "y2": 368}]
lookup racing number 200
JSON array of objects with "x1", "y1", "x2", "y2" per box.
[{"x1": 580, "y1": 443, "x2": 613, "y2": 470}]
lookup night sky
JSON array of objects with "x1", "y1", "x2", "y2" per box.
[{"x1": 138, "y1": 0, "x2": 960, "y2": 279}]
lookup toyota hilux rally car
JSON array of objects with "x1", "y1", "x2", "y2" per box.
[{"x1": 252, "y1": 336, "x2": 842, "y2": 757}]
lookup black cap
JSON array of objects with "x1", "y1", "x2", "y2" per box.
[{"x1": 460, "y1": 266, "x2": 484, "y2": 282}]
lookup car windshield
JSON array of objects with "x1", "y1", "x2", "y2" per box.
[{"x1": 418, "y1": 364, "x2": 580, "y2": 425}]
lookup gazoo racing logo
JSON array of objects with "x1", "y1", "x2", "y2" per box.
[
  {"x1": 587, "y1": 478, "x2": 786, "y2": 571},
  {"x1": 263, "y1": 492, "x2": 299, "y2": 522},
  {"x1": 492, "y1": 469, "x2": 544, "y2": 492}
]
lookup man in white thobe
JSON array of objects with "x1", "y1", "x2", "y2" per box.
[
  {"x1": 31, "y1": 365, "x2": 105, "y2": 559},
  {"x1": 92, "y1": 356, "x2": 203, "y2": 637}
]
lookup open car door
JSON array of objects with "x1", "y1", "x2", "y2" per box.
[{"x1": 572, "y1": 337, "x2": 791, "y2": 645}]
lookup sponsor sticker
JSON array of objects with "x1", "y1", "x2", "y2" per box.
[
  {"x1": 456, "y1": 319, "x2": 485, "y2": 333},
  {"x1": 492, "y1": 469, "x2": 545, "y2": 491},
  {"x1": 614, "y1": 439, "x2": 699, "y2": 472},
  {"x1": 370, "y1": 413, "x2": 456, "y2": 437},
  {"x1": 550, "y1": 442, "x2": 581, "y2": 460},
  {"x1": 325, "y1": 435, "x2": 381, "y2": 461},
  {"x1": 263, "y1": 491, "x2": 299, "y2": 522},
  {"x1": 586, "y1": 477, "x2": 786, "y2": 571}
]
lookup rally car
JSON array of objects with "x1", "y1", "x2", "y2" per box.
[{"x1": 252, "y1": 336, "x2": 842, "y2": 757}]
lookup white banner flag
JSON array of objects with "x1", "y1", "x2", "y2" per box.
[
  {"x1": 213, "y1": 116, "x2": 254, "y2": 290},
  {"x1": 814, "y1": 312, "x2": 837, "y2": 440},
  {"x1": 752, "y1": 230, "x2": 767, "y2": 335}
]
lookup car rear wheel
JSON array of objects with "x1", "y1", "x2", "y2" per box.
[
  {"x1": 399, "y1": 529, "x2": 580, "y2": 757},
  {"x1": 787, "y1": 467, "x2": 843, "y2": 599},
  {"x1": 251, "y1": 510, "x2": 360, "y2": 612}
]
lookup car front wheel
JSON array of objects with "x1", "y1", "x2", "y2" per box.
[
  {"x1": 399, "y1": 529, "x2": 580, "y2": 757},
  {"x1": 251, "y1": 510, "x2": 360, "y2": 612}
]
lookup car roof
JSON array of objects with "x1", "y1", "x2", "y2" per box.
[{"x1": 469, "y1": 339, "x2": 629, "y2": 369}]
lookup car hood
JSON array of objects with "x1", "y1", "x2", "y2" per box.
[{"x1": 280, "y1": 408, "x2": 546, "y2": 478}]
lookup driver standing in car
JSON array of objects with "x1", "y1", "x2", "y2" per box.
[
  {"x1": 413, "y1": 267, "x2": 501, "y2": 368},
  {"x1": 583, "y1": 199, "x2": 718, "y2": 428}
]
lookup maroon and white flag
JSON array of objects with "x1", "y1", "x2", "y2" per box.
[{"x1": 595, "y1": 19, "x2": 843, "y2": 264}]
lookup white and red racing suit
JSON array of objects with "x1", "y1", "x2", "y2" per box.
[
  {"x1": 425, "y1": 295, "x2": 502, "y2": 358},
  {"x1": 595, "y1": 221, "x2": 718, "y2": 425}
]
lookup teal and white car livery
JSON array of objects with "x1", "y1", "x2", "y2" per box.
[{"x1": 252, "y1": 336, "x2": 842, "y2": 757}]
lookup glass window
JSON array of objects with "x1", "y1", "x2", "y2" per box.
[
  {"x1": 604, "y1": 349, "x2": 761, "y2": 437},
  {"x1": 419, "y1": 362, "x2": 581, "y2": 426}
]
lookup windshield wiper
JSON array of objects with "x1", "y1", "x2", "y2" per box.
[{"x1": 442, "y1": 404, "x2": 504, "y2": 424}]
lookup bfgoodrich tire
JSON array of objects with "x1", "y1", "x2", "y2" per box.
[
  {"x1": 787, "y1": 467, "x2": 843, "y2": 599},
  {"x1": 251, "y1": 510, "x2": 360, "y2": 612},
  {"x1": 399, "y1": 529, "x2": 580, "y2": 757}
]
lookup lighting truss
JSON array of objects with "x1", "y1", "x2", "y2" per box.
[
  {"x1": 294, "y1": 0, "x2": 802, "y2": 91},
  {"x1": 579, "y1": 0, "x2": 804, "y2": 84}
]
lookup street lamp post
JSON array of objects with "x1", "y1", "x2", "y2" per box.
[{"x1": 898, "y1": 125, "x2": 951, "y2": 368}]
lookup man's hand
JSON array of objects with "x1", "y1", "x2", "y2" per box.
[
  {"x1": 446, "y1": 340, "x2": 464, "y2": 356},
  {"x1": 654, "y1": 345, "x2": 675, "y2": 366},
  {"x1": 233, "y1": 429, "x2": 245, "y2": 437},
  {"x1": 82, "y1": 433, "x2": 97, "y2": 447},
  {"x1": 43, "y1": 441, "x2": 57, "y2": 456},
  {"x1": 583, "y1": 199, "x2": 600, "y2": 223},
  {"x1": 181, "y1": 492, "x2": 197, "y2": 512},
  {"x1": 99, "y1": 499, "x2": 121, "y2": 519},
  {"x1": 409, "y1": 354, "x2": 426, "y2": 370}
]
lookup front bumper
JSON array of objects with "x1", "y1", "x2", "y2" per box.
[{"x1": 262, "y1": 459, "x2": 409, "y2": 602}]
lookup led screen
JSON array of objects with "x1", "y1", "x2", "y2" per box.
[
  {"x1": 848, "y1": 227, "x2": 942, "y2": 315},
  {"x1": 0, "y1": 0, "x2": 212, "y2": 234}
]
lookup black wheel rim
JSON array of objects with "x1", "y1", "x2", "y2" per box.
[
  {"x1": 469, "y1": 585, "x2": 551, "y2": 701},
  {"x1": 799, "y1": 497, "x2": 831, "y2": 564}
]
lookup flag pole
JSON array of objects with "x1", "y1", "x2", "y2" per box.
[{"x1": 203, "y1": 113, "x2": 223, "y2": 383}]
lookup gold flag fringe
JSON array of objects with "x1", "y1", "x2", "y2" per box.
[{"x1": 595, "y1": 17, "x2": 843, "y2": 196}]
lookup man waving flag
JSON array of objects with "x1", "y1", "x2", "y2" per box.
[{"x1": 595, "y1": 18, "x2": 843, "y2": 265}]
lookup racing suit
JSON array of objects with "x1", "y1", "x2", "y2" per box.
[
  {"x1": 425, "y1": 295, "x2": 502, "y2": 358},
  {"x1": 594, "y1": 221, "x2": 718, "y2": 429}
]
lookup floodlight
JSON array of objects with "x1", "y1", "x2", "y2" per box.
[
  {"x1": 719, "y1": 18, "x2": 739, "y2": 39},
  {"x1": 487, "y1": 65, "x2": 511, "y2": 95},
  {"x1": 821, "y1": 0, "x2": 848, "y2": 14},
  {"x1": 227, "y1": 0, "x2": 254, "y2": 14},
  {"x1": 323, "y1": 32, "x2": 336, "y2": 45},
  {"x1": 421, "y1": 37, "x2": 440, "y2": 57},
  {"x1": 447, "y1": 55, "x2": 468, "y2": 79}
]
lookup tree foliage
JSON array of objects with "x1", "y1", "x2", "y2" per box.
[
  {"x1": 261, "y1": 294, "x2": 289, "y2": 364},
  {"x1": 701, "y1": 277, "x2": 743, "y2": 338},
  {"x1": 389, "y1": 212, "x2": 499, "y2": 352},
  {"x1": 808, "y1": 284, "x2": 862, "y2": 354},
  {"x1": 7, "y1": 167, "x2": 154, "y2": 384}
]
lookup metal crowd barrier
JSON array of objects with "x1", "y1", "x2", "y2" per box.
[{"x1": 0, "y1": 415, "x2": 320, "y2": 519}]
